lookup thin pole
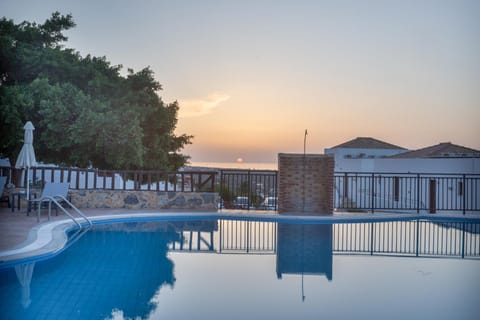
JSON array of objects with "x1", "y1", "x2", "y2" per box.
[
  {"x1": 304, "y1": 129, "x2": 308, "y2": 155},
  {"x1": 302, "y1": 272, "x2": 305, "y2": 302},
  {"x1": 302, "y1": 224, "x2": 306, "y2": 302},
  {"x1": 26, "y1": 167, "x2": 30, "y2": 200},
  {"x1": 302, "y1": 129, "x2": 308, "y2": 212}
]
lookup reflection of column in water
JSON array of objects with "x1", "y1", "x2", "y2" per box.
[
  {"x1": 15, "y1": 262, "x2": 36, "y2": 308},
  {"x1": 276, "y1": 223, "x2": 333, "y2": 281}
]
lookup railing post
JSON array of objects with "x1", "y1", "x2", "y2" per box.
[
  {"x1": 220, "y1": 170, "x2": 224, "y2": 209},
  {"x1": 394, "y1": 176, "x2": 399, "y2": 202},
  {"x1": 210, "y1": 172, "x2": 215, "y2": 192},
  {"x1": 371, "y1": 173, "x2": 375, "y2": 213},
  {"x1": 139, "y1": 171, "x2": 144, "y2": 190},
  {"x1": 462, "y1": 174, "x2": 466, "y2": 215},
  {"x1": 67, "y1": 169, "x2": 72, "y2": 188},
  {"x1": 180, "y1": 173, "x2": 185, "y2": 192},
  {"x1": 429, "y1": 179, "x2": 436, "y2": 214},
  {"x1": 274, "y1": 171, "x2": 278, "y2": 211},
  {"x1": 247, "y1": 170, "x2": 251, "y2": 210},
  {"x1": 76, "y1": 170, "x2": 80, "y2": 189},
  {"x1": 102, "y1": 170, "x2": 107, "y2": 190},
  {"x1": 416, "y1": 174, "x2": 420, "y2": 214},
  {"x1": 111, "y1": 171, "x2": 115, "y2": 190}
]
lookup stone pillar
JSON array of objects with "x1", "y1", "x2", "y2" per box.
[{"x1": 278, "y1": 153, "x2": 334, "y2": 215}]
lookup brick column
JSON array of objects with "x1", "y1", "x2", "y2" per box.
[{"x1": 278, "y1": 153, "x2": 334, "y2": 215}]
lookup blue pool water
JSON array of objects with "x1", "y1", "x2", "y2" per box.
[{"x1": 0, "y1": 218, "x2": 479, "y2": 319}]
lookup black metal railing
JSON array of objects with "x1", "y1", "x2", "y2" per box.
[
  {"x1": 335, "y1": 172, "x2": 480, "y2": 214},
  {"x1": 218, "y1": 169, "x2": 479, "y2": 213},
  {"x1": 4, "y1": 165, "x2": 479, "y2": 213},
  {"x1": 219, "y1": 169, "x2": 278, "y2": 210},
  {"x1": 0, "y1": 166, "x2": 217, "y2": 192}
]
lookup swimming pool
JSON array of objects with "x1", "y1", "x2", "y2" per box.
[{"x1": 0, "y1": 216, "x2": 479, "y2": 319}]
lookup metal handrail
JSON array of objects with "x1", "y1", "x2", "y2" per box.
[
  {"x1": 33, "y1": 195, "x2": 92, "y2": 228},
  {"x1": 55, "y1": 195, "x2": 93, "y2": 227}
]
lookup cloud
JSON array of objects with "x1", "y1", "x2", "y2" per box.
[{"x1": 178, "y1": 92, "x2": 230, "y2": 118}]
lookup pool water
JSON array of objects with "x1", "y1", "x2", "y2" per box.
[{"x1": 0, "y1": 219, "x2": 479, "y2": 319}]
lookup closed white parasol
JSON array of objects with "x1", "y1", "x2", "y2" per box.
[{"x1": 15, "y1": 121, "x2": 38, "y2": 200}]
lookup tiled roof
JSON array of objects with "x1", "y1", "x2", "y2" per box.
[
  {"x1": 389, "y1": 142, "x2": 480, "y2": 158},
  {"x1": 330, "y1": 137, "x2": 406, "y2": 150}
]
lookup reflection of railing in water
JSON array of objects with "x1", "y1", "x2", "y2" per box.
[
  {"x1": 158, "y1": 219, "x2": 480, "y2": 259},
  {"x1": 219, "y1": 220, "x2": 277, "y2": 254},
  {"x1": 167, "y1": 221, "x2": 217, "y2": 252},
  {"x1": 215, "y1": 220, "x2": 479, "y2": 259},
  {"x1": 165, "y1": 220, "x2": 277, "y2": 253},
  {"x1": 334, "y1": 221, "x2": 480, "y2": 258}
]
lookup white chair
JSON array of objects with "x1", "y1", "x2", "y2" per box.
[{"x1": 29, "y1": 182, "x2": 70, "y2": 221}]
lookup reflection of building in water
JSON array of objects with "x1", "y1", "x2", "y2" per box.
[{"x1": 276, "y1": 224, "x2": 333, "y2": 281}]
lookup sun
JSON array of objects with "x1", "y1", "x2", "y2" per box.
[{"x1": 236, "y1": 157, "x2": 244, "y2": 163}]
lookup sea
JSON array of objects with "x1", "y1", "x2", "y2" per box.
[{"x1": 187, "y1": 161, "x2": 277, "y2": 171}]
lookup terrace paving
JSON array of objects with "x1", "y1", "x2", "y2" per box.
[{"x1": 0, "y1": 207, "x2": 164, "y2": 251}]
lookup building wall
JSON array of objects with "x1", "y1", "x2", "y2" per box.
[
  {"x1": 69, "y1": 190, "x2": 218, "y2": 211},
  {"x1": 324, "y1": 147, "x2": 407, "y2": 171},
  {"x1": 278, "y1": 154, "x2": 334, "y2": 215},
  {"x1": 337, "y1": 158, "x2": 480, "y2": 174},
  {"x1": 324, "y1": 147, "x2": 406, "y2": 159}
]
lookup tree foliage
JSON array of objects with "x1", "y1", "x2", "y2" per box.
[{"x1": 0, "y1": 12, "x2": 192, "y2": 170}]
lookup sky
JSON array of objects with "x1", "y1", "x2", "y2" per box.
[{"x1": 2, "y1": 0, "x2": 479, "y2": 163}]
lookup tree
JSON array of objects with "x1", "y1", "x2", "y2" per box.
[{"x1": 0, "y1": 12, "x2": 192, "y2": 170}]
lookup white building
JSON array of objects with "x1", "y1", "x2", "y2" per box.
[
  {"x1": 324, "y1": 137, "x2": 408, "y2": 172},
  {"x1": 325, "y1": 138, "x2": 480, "y2": 174},
  {"x1": 325, "y1": 138, "x2": 480, "y2": 213}
]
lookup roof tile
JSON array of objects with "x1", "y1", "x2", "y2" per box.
[
  {"x1": 330, "y1": 137, "x2": 406, "y2": 150},
  {"x1": 389, "y1": 142, "x2": 480, "y2": 158}
]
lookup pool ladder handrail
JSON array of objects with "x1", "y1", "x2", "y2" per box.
[{"x1": 35, "y1": 195, "x2": 93, "y2": 228}]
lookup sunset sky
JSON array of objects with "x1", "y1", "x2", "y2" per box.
[{"x1": 2, "y1": 0, "x2": 479, "y2": 163}]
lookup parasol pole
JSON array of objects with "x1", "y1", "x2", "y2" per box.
[{"x1": 26, "y1": 166, "x2": 30, "y2": 200}]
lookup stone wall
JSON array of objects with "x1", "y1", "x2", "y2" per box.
[
  {"x1": 69, "y1": 190, "x2": 218, "y2": 211},
  {"x1": 278, "y1": 153, "x2": 334, "y2": 215}
]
